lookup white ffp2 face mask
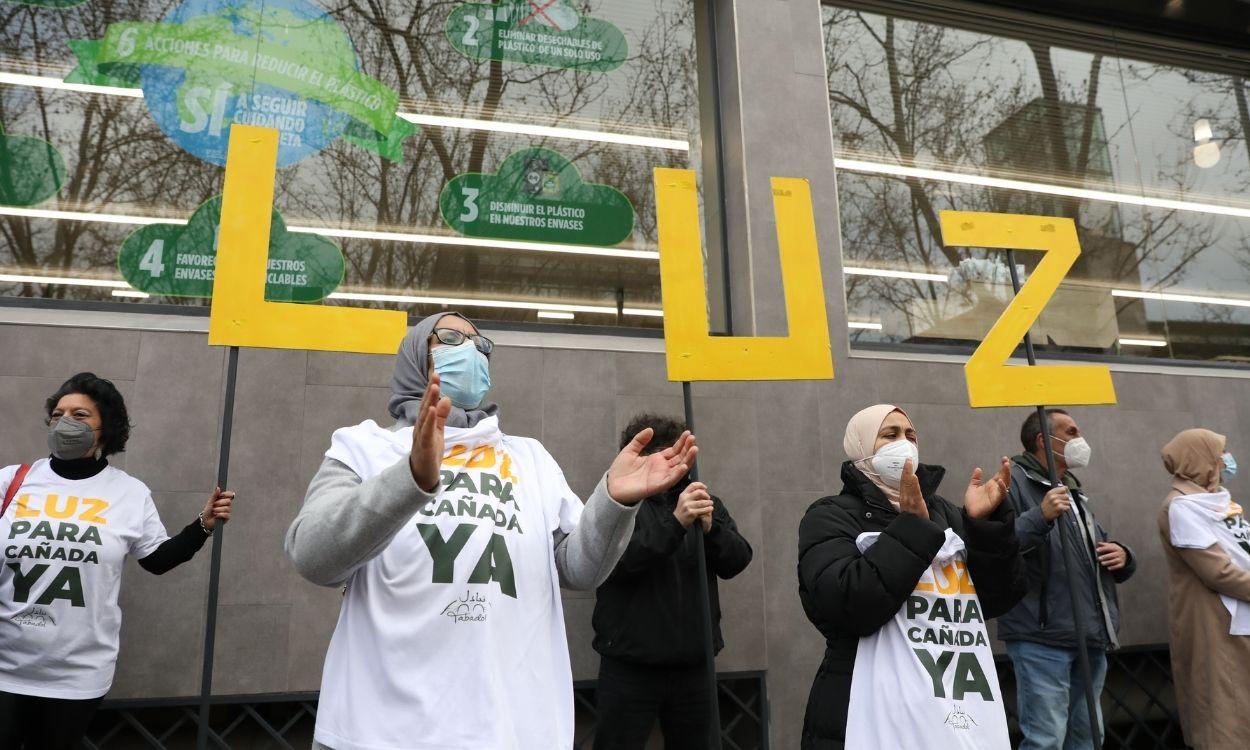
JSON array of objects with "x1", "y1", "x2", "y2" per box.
[
  {"x1": 869, "y1": 439, "x2": 920, "y2": 488},
  {"x1": 1052, "y1": 435, "x2": 1091, "y2": 469}
]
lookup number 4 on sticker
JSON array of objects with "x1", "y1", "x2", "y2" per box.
[
  {"x1": 139, "y1": 239, "x2": 165, "y2": 278},
  {"x1": 939, "y1": 211, "x2": 1116, "y2": 408}
]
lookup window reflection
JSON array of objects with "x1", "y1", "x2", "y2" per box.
[
  {"x1": 824, "y1": 4, "x2": 1250, "y2": 362},
  {"x1": 0, "y1": 0, "x2": 698, "y2": 327}
]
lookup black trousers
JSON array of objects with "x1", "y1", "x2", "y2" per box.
[
  {"x1": 0, "y1": 690, "x2": 103, "y2": 750},
  {"x1": 593, "y1": 655, "x2": 715, "y2": 750}
]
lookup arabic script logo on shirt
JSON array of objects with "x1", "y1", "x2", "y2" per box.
[
  {"x1": 944, "y1": 705, "x2": 979, "y2": 730},
  {"x1": 441, "y1": 590, "x2": 490, "y2": 624},
  {"x1": 13, "y1": 606, "x2": 56, "y2": 628}
]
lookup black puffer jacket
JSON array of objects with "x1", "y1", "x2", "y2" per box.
[{"x1": 796, "y1": 461, "x2": 1027, "y2": 750}]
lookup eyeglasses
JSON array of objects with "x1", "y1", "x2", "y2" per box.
[{"x1": 431, "y1": 328, "x2": 493, "y2": 356}]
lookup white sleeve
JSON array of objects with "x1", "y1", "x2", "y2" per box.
[
  {"x1": 1169, "y1": 502, "x2": 1220, "y2": 549},
  {"x1": 0, "y1": 465, "x2": 18, "y2": 496},
  {"x1": 0, "y1": 465, "x2": 20, "y2": 518},
  {"x1": 131, "y1": 493, "x2": 171, "y2": 559},
  {"x1": 542, "y1": 450, "x2": 583, "y2": 535}
]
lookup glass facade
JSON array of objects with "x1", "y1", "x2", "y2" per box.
[
  {"x1": 823, "y1": 3, "x2": 1250, "y2": 363},
  {"x1": 0, "y1": 0, "x2": 699, "y2": 327}
]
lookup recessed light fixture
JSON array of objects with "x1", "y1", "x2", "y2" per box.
[
  {"x1": 1118, "y1": 337, "x2": 1168, "y2": 348},
  {"x1": 536, "y1": 310, "x2": 575, "y2": 320}
]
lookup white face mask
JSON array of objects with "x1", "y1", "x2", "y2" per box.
[
  {"x1": 868, "y1": 439, "x2": 920, "y2": 488},
  {"x1": 1051, "y1": 434, "x2": 1091, "y2": 469}
]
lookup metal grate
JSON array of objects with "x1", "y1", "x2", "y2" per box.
[
  {"x1": 85, "y1": 652, "x2": 1182, "y2": 749},
  {"x1": 83, "y1": 674, "x2": 767, "y2": 750},
  {"x1": 573, "y1": 672, "x2": 768, "y2": 749},
  {"x1": 83, "y1": 694, "x2": 318, "y2": 750},
  {"x1": 996, "y1": 645, "x2": 1186, "y2": 750}
]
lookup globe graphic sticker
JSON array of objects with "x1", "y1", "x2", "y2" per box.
[{"x1": 66, "y1": 0, "x2": 413, "y2": 167}]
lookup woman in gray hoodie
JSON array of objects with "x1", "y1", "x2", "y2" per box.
[{"x1": 285, "y1": 311, "x2": 697, "y2": 750}]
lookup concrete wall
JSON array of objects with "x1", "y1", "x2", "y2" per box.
[
  {"x1": 3, "y1": 1, "x2": 1249, "y2": 747},
  {"x1": 4, "y1": 315, "x2": 1249, "y2": 747}
]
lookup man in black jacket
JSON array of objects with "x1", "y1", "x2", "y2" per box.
[
  {"x1": 592, "y1": 414, "x2": 753, "y2": 750},
  {"x1": 999, "y1": 409, "x2": 1136, "y2": 750}
]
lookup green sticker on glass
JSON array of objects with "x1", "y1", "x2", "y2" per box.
[
  {"x1": 446, "y1": 1, "x2": 628, "y2": 72},
  {"x1": 0, "y1": 123, "x2": 66, "y2": 207},
  {"x1": 440, "y1": 147, "x2": 635, "y2": 247},
  {"x1": 118, "y1": 196, "x2": 344, "y2": 301},
  {"x1": 64, "y1": 0, "x2": 419, "y2": 166}
]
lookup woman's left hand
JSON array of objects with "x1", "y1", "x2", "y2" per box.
[
  {"x1": 964, "y1": 457, "x2": 1011, "y2": 519},
  {"x1": 201, "y1": 486, "x2": 235, "y2": 531},
  {"x1": 606, "y1": 429, "x2": 698, "y2": 505}
]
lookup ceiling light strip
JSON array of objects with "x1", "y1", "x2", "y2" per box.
[
  {"x1": 0, "y1": 273, "x2": 130, "y2": 288},
  {"x1": 1111, "y1": 288, "x2": 1250, "y2": 309},
  {"x1": 396, "y1": 113, "x2": 688, "y2": 151},
  {"x1": 287, "y1": 225, "x2": 659, "y2": 260},
  {"x1": 0, "y1": 71, "x2": 144, "y2": 98},
  {"x1": 1118, "y1": 337, "x2": 1168, "y2": 347},
  {"x1": 0, "y1": 206, "x2": 657, "y2": 260},
  {"x1": 0, "y1": 205, "x2": 184, "y2": 226},
  {"x1": 835, "y1": 158, "x2": 1250, "y2": 220},
  {"x1": 0, "y1": 73, "x2": 688, "y2": 151},
  {"x1": 329, "y1": 291, "x2": 665, "y2": 317},
  {"x1": 843, "y1": 266, "x2": 949, "y2": 282}
]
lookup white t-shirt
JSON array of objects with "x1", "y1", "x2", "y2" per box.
[
  {"x1": 314, "y1": 416, "x2": 584, "y2": 750},
  {"x1": 846, "y1": 528, "x2": 1010, "y2": 749},
  {"x1": 0, "y1": 459, "x2": 169, "y2": 699},
  {"x1": 1169, "y1": 489, "x2": 1250, "y2": 635}
]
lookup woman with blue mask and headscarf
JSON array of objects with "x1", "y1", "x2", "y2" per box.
[{"x1": 285, "y1": 311, "x2": 697, "y2": 750}]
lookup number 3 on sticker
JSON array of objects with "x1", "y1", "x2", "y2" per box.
[{"x1": 939, "y1": 211, "x2": 1117, "y2": 408}]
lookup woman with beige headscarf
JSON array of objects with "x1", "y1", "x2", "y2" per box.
[
  {"x1": 1159, "y1": 428, "x2": 1250, "y2": 750},
  {"x1": 796, "y1": 405, "x2": 1026, "y2": 750}
]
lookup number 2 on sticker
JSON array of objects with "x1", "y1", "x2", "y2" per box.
[{"x1": 462, "y1": 16, "x2": 480, "y2": 46}]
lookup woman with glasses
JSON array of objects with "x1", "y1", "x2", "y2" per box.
[
  {"x1": 286, "y1": 311, "x2": 697, "y2": 750},
  {"x1": 0, "y1": 372, "x2": 234, "y2": 750}
]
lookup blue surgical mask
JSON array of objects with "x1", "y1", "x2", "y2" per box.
[
  {"x1": 1222, "y1": 452, "x2": 1237, "y2": 480},
  {"x1": 432, "y1": 341, "x2": 491, "y2": 409}
]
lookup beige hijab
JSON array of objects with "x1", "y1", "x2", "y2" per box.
[
  {"x1": 844, "y1": 404, "x2": 912, "y2": 508},
  {"x1": 1162, "y1": 428, "x2": 1225, "y2": 495}
]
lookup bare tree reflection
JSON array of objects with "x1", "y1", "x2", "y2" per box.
[
  {"x1": 823, "y1": 8, "x2": 1224, "y2": 358},
  {"x1": 0, "y1": 0, "x2": 696, "y2": 325}
]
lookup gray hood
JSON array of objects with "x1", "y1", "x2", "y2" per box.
[{"x1": 387, "y1": 311, "x2": 499, "y2": 428}]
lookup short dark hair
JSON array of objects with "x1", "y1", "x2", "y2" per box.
[
  {"x1": 619, "y1": 413, "x2": 688, "y2": 455},
  {"x1": 1020, "y1": 408, "x2": 1069, "y2": 453},
  {"x1": 45, "y1": 373, "x2": 131, "y2": 456}
]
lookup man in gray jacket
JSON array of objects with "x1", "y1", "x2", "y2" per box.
[{"x1": 999, "y1": 408, "x2": 1136, "y2": 750}]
